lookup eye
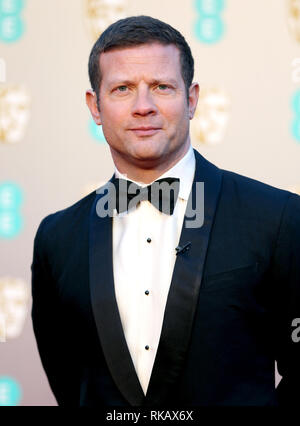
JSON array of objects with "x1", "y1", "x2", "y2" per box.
[
  {"x1": 116, "y1": 85, "x2": 128, "y2": 92},
  {"x1": 157, "y1": 84, "x2": 169, "y2": 90}
]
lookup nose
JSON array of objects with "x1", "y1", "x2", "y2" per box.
[{"x1": 131, "y1": 86, "x2": 158, "y2": 117}]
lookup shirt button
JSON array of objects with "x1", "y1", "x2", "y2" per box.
[
  {"x1": 147, "y1": 238, "x2": 151, "y2": 243},
  {"x1": 145, "y1": 290, "x2": 149, "y2": 295},
  {"x1": 145, "y1": 345, "x2": 150, "y2": 350}
]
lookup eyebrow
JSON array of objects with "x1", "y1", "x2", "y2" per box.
[{"x1": 108, "y1": 78, "x2": 178, "y2": 87}]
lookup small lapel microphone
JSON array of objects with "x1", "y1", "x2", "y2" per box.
[{"x1": 175, "y1": 241, "x2": 192, "y2": 255}]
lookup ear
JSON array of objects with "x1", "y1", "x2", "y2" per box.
[
  {"x1": 86, "y1": 89, "x2": 102, "y2": 125},
  {"x1": 188, "y1": 82, "x2": 200, "y2": 120}
]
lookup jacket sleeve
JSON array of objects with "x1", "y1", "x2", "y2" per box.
[
  {"x1": 272, "y1": 193, "x2": 300, "y2": 406},
  {"x1": 31, "y1": 217, "x2": 78, "y2": 406}
]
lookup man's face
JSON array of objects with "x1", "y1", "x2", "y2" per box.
[{"x1": 86, "y1": 43, "x2": 199, "y2": 172}]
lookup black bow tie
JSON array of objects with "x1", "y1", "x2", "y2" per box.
[{"x1": 111, "y1": 176, "x2": 180, "y2": 215}]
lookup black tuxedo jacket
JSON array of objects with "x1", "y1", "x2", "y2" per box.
[{"x1": 31, "y1": 149, "x2": 300, "y2": 406}]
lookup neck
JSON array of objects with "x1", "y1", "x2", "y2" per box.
[{"x1": 112, "y1": 143, "x2": 190, "y2": 184}]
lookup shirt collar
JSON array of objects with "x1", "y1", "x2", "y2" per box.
[{"x1": 114, "y1": 144, "x2": 195, "y2": 201}]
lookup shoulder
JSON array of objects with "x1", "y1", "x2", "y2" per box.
[
  {"x1": 193, "y1": 148, "x2": 298, "y2": 215},
  {"x1": 193, "y1": 147, "x2": 300, "y2": 229},
  {"x1": 34, "y1": 189, "x2": 98, "y2": 246},
  {"x1": 217, "y1": 169, "x2": 300, "y2": 244},
  {"x1": 220, "y1": 168, "x2": 299, "y2": 214},
  {"x1": 214, "y1": 167, "x2": 300, "y2": 250}
]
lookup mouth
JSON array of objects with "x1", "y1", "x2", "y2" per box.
[{"x1": 128, "y1": 127, "x2": 162, "y2": 137}]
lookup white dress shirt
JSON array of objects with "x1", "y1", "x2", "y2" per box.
[{"x1": 112, "y1": 144, "x2": 196, "y2": 395}]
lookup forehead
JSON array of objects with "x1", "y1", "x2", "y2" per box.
[{"x1": 99, "y1": 43, "x2": 182, "y2": 82}]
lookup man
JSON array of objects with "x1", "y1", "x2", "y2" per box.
[{"x1": 31, "y1": 15, "x2": 300, "y2": 406}]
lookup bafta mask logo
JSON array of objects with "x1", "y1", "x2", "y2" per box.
[
  {"x1": 0, "y1": 84, "x2": 31, "y2": 144},
  {"x1": 191, "y1": 86, "x2": 230, "y2": 146},
  {"x1": 287, "y1": 0, "x2": 300, "y2": 43},
  {"x1": 84, "y1": 0, "x2": 128, "y2": 40},
  {"x1": 0, "y1": 277, "x2": 29, "y2": 342}
]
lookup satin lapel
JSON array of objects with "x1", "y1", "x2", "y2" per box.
[
  {"x1": 89, "y1": 182, "x2": 145, "y2": 406},
  {"x1": 144, "y1": 149, "x2": 223, "y2": 406}
]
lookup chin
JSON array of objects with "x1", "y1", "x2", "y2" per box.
[
  {"x1": 133, "y1": 148, "x2": 164, "y2": 162},
  {"x1": 132, "y1": 140, "x2": 166, "y2": 157}
]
